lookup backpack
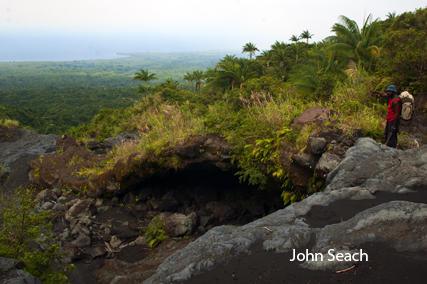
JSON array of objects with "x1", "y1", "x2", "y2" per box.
[{"x1": 399, "y1": 91, "x2": 415, "y2": 126}]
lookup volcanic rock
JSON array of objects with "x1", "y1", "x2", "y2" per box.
[
  {"x1": 308, "y1": 137, "x2": 327, "y2": 155},
  {"x1": 142, "y1": 138, "x2": 427, "y2": 284},
  {"x1": 164, "y1": 212, "x2": 198, "y2": 237}
]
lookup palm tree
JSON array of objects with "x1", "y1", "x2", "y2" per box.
[
  {"x1": 291, "y1": 64, "x2": 319, "y2": 93},
  {"x1": 309, "y1": 45, "x2": 346, "y2": 74},
  {"x1": 271, "y1": 40, "x2": 287, "y2": 51},
  {"x1": 386, "y1": 11, "x2": 396, "y2": 19},
  {"x1": 165, "y1": 78, "x2": 180, "y2": 88},
  {"x1": 287, "y1": 43, "x2": 305, "y2": 62},
  {"x1": 290, "y1": 46, "x2": 346, "y2": 95},
  {"x1": 132, "y1": 69, "x2": 158, "y2": 98},
  {"x1": 223, "y1": 60, "x2": 257, "y2": 89},
  {"x1": 183, "y1": 72, "x2": 195, "y2": 92},
  {"x1": 242, "y1": 42, "x2": 259, "y2": 60},
  {"x1": 325, "y1": 14, "x2": 382, "y2": 73},
  {"x1": 300, "y1": 30, "x2": 314, "y2": 43},
  {"x1": 289, "y1": 35, "x2": 300, "y2": 43},
  {"x1": 272, "y1": 48, "x2": 289, "y2": 78},
  {"x1": 192, "y1": 70, "x2": 204, "y2": 93},
  {"x1": 218, "y1": 54, "x2": 237, "y2": 69},
  {"x1": 223, "y1": 54, "x2": 237, "y2": 62},
  {"x1": 257, "y1": 50, "x2": 274, "y2": 68},
  {"x1": 204, "y1": 67, "x2": 231, "y2": 94}
]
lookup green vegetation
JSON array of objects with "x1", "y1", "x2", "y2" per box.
[
  {"x1": 3, "y1": 9, "x2": 426, "y2": 204},
  {"x1": 0, "y1": 51, "x2": 233, "y2": 134},
  {"x1": 1, "y1": 8, "x2": 425, "y2": 280},
  {"x1": 242, "y1": 42, "x2": 260, "y2": 60},
  {"x1": 299, "y1": 30, "x2": 314, "y2": 43},
  {"x1": 71, "y1": 94, "x2": 207, "y2": 178},
  {"x1": 142, "y1": 215, "x2": 169, "y2": 248},
  {"x1": 326, "y1": 15, "x2": 382, "y2": 75},
  {"x1": 0, "y1": 189, "x2": 74, "y2": 283},
  {"x1": 382, "y1": 7, "x2": 427, "y2": 94},
  {"x1": 67, "y1": 9, "x2": 426, "y2": 204},
  {"x1": 0, "y1": 87, "x2": 139, "y2": 133},
  {"x1": 133, "y1": 69, "x2": 158, "y2": 98},
  {"x1": 0, "y1": 117, "x2": 19, "y2": 128},
  {"x1": 0, "y1": 51, "x2": 233, "y2": 91}
]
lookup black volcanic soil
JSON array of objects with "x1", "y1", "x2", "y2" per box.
[
  {"x1": 183, "y1": 189, "x2": 427, "y2": 284},
  {"x1": 302, "y1": 190, "x2": 427, "y2": 228},
  {"x1": 183, "y1": 240, "x2": 427, "y2": 284}
]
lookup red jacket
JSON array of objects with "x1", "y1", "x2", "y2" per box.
[{"x1": 386, "y1": 97, "x2": 401, "y2": 122}]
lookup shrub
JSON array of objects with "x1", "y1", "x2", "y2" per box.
[
  {"x1": 206, "y1": 91, "x2": 318, "y2": 190},
  {"x1": 66, "y1": 155, "x2": 85, "y2": 167},
  {"x1": 325, "y1": 76, "x2": 385, "y2": 140},
  {"x1": 0, "y1": 118, "x2": 19, "y2": 128},
  {"x1": 0, "y1": 188, "x2": 74, "y2": 284},
  {"x1": 141, "y1": 215, "x2": 169, "y2": 248}
]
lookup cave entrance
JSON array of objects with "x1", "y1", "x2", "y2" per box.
[{"x1": 131, "y1": 162, "x2": 284, "y2": 226}]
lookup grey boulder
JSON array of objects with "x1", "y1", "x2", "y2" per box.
[
  {"x1": 164, "y1": 212, "x2": 198, "y2": 237},
  {"x1": 308, "y1": 137, "x2": 327, "y2": 155},
  {"x1": 315, "y1": 152, "x2": 342, "y2": 176},
  {"x1": 325, "y1": 138, "x2": 427, "y2": 193}
]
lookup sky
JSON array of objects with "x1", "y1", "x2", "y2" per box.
[{"x1": 0, "y1": 0, "x2": 426, "y2": 58}]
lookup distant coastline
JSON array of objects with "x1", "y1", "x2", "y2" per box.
[
  {"x1": 0, "y1": 53, "x2": 130, "y2": 62},
  {"x1": 115, "y1": 50, "x2": 239, "y2": 57},
  {"x1": 0, "y1": 31, "x2": 241, "y2": 62},
  {"x1": 0, "y1": 50, "x2": 239, "y2": 63}
]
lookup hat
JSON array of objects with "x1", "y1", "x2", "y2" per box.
[{"x1": 386, "y1": 85, "x2": 397, "y2": 93}]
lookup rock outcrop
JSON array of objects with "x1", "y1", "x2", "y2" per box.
[
  {"x1": 0, "y1": 126, "x2": 58, "y2": 190},
  {"x1": 0, "y1": 257, "x2": 43, "y2": 284},
  {"x1": 29, "y1": 133, "x2": 234, "y2": 197},
  {"x1": 105, "y1": 130, "x2": 140, "y2": 147},
  {"x1": 0, "y1": 127, "x2": 58, "y2": 167},
  {"x1": 281, "y1": 107, "x2": 366, "y2": 189},
  {"x1": 325, "y1": 137, "x2": 427, "y2": 192},
  {"x1": 142, "y1": 138, "x2": 427, "y2": 284}
]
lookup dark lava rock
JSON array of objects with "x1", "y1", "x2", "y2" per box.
[
  {"x1": 293, "y1": 151, "x2": 316, "y2": 169},
  {"x1": 194, "y1": 187, "x2": 218, "y2": 205},
  {"x1": 105, "y1": 131, "x2": 140, "y2": 147},
  {"x1": 308, "y1": 137, "x2": 327, "y2": 155},
  {"x1": 55, "y1": 134, "x2": 79, "y2": 151}
]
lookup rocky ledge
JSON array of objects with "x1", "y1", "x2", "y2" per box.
[
  {"x1": 28, "y1": 133, "x2": 234, "y2": 197},
  {"x1": 27, "y1": 106, "x2": 364, "y2": 202},
  {"x1": 0, "y1": 126, "x2": 58, "y2": 190}
]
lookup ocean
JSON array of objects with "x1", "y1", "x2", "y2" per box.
[
  {"x1": 0, "y1": 30, "x2": 236, "y2": 62},
  {"x1": 0, "y1": 33, "x2": 152, "y2": 62}
]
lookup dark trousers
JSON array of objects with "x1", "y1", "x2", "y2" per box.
[{"x1": 384, "y1": 120, "x2": 399, "y2": 148}]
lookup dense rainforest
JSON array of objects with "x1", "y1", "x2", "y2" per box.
[{"x1": 0, "y1": 50, "x2": 234, "y2": 133}]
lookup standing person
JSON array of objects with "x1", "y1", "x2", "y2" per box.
[{"x1": 371, "y1": 85, "x2": 401, "y2": 148}]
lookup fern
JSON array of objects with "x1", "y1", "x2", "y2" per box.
[{"x1": 141, "y1": 215, "x2": 169, "y2": 248}]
